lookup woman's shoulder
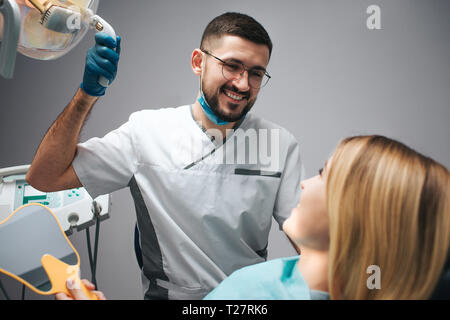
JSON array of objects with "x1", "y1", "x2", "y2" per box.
[
  {"x1": 239, "y1": 256, "x2": 299, "y2": 274},
  {"x1": 204, "y1": 256, "x2": 304, "y2": 300}
]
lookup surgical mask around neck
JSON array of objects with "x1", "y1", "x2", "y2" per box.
[{"x1": 197, "y1": 92, "x2": 230, "y2": 126}]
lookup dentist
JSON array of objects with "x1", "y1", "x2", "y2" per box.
[{"x1": 27, "y1": 12, "x2": 303, "y2": 300}]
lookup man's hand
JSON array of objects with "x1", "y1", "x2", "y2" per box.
[
  {"x1": 55, "y1": 279, "x2": 106, "y2": 300},
  {"x1": 80, "y1": 32, "x2": 121, "y2": 97}
]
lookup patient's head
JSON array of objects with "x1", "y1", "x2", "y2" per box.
[
  {"x1": 282, "y1": 156, "x2": 330, "y2": 252},
  {"x1": 284, "y1": 135, "x2": 450, "y2": 299}
]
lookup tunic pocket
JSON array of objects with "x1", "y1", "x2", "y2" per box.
[{"x1": 234, "y1": 168, "x2": 282, "y2": 178}]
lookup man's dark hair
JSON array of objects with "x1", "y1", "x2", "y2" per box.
[{"x1": 200, "y1": 12, "x2": 273, "y2": 57}]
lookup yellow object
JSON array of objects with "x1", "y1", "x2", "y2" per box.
[
  {"x1": 41, "y1": 254, "x2": 98, "y2": 300},
  {"x1": 0, "y1": 203, "x2": 98, "y2": 300}
]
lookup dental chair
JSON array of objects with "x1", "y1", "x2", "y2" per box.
[
  {"x1": 430, "y1": 255, "x2": 450, "y2": 300},
  {"x1": 134, "y1": 223, "x2": 143, "y2": 270},
  {"x1": 134, "y1": 223, "x2": 450, "y2": 300}
]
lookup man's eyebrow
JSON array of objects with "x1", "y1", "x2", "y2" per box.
[{"x1": 226, "y1": 58, "x2": 267, "y2": 72}]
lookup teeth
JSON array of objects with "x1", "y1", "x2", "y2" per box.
[{"x1": 224, "y1": 91, "x2": 243, "y2": 101}]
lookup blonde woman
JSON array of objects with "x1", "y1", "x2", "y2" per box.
[
  {"x1": 204, "y1": 135, "x2": 450, "y2": 299},
  {"x1": 58, "y1": 135, "x2": 450, "y2": 300}
]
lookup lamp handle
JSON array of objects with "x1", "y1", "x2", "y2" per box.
[{"x1": 90, "y1": 14, "x2": 116, "y2": 88}]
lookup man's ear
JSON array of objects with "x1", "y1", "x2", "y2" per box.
[{"x1": 191, "y1": 49, "x2": 204, "y2": 76}]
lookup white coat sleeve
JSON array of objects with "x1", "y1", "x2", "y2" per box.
[
  {"x1": 272, "y1": 136, "x2": 304, "y2": 229},
  {"x1": 72, "y1": 114, "x2": 139, "y2": 200}
]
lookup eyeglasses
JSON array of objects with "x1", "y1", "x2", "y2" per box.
[{"x1": 202, "y1": 50, "x2": 271, "y2": 89}]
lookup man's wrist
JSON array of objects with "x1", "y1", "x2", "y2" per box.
[
  {"x1": 79, "y1": 83, "x2": 105, "y2": 98},
  {"x1": 72, "y1": 87, "x2": 100, "y2": 115},
  {"x1": 77, "y1": 86, "x2": 101, "y2": 103}
]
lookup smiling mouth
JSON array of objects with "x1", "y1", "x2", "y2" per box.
[{"x1": 222, "y1": 88, "x2": 248, "y2": 102}]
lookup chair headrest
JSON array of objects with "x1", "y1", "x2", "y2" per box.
[{"x1": 430, "y1": 254, "x2": 450, "y2": 300}]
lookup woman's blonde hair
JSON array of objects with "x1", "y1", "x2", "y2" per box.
[{"x1": 327, "y1": 135, "x2": 450, "y2": 299}]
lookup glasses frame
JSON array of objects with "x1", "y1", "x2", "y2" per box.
[{"x1": 201, "y1": 49, "x2": 271, "y2": 89}]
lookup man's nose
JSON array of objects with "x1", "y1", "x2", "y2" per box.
[{"x1": 232, "y1": 70, "x2": 251, "y2": 92}]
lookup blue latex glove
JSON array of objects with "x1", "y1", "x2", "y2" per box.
[{"x1": 80, "y1": 32, "x2": 121, "y2": 96}]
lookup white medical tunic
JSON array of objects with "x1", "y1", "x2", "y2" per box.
[{"x1": 73, "y1": 105, "x2": 303, "y2": 299}]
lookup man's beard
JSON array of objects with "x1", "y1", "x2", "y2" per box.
[{"x1": 202, "y1": 80, "x2": 256, "y2": 123}]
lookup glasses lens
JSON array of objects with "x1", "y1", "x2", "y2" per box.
[
  {"x1": 249, "y1": 70, "x2": 269, "y2": 89},
  {"x1": 221, "y1": 62, "x2": 270, "y2": 89},
  {"x1": 222, "y1": 62, "x2": 243, "y2": 81}
]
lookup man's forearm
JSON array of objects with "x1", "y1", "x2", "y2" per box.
[{"x1": 26, "y1": 88, "x2": 99, "y2": 191}]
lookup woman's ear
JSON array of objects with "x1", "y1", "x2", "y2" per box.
[{"x1": 191, "y1": 49, "x2": 203, "y2": 76}]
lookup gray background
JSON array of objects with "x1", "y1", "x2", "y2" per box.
[{"x1": 0, "y1": 0, "x2": 449, "y2": 299}]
